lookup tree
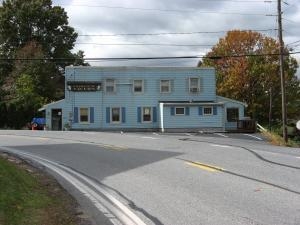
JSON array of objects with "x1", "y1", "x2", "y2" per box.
[
  {"x1": 11, "y1": 41, "x2": 60, "y2": 100},
  {"x1": 0, "y1": 102, "x2": 7, "y2": 127},
  {"x1": 0, "y1": 0, "x2": 88, "y2": 128},
  {"x1": 0, "y1": 0, "x2": 87, "y2": 97},
  {"x1": 201, "y1": 30, "x2": 299, "y2": 123},
  {"x1": 0, "y1": 0, "x2": 77, "y2": 60}
]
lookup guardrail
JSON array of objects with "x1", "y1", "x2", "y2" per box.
[{"x1": 256, "y1": 123, "x2": 267, "y2": 132}]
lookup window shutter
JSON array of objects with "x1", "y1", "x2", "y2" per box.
[
  {"x1": 137, "y1": 107, "x2": 141, "y2": 123},
  {"x1": 106, "y1": 107, "x2": 110, "y2": 123},
  {"x1": 198, "y1": 106, "x2": 203, "y2": 115},
  {"x1": 213, "y1": 106, "x2": 217, "y2": 115},
  {"x1": 171, "y1": 79, "x2": 174, "y2": 92},
  {"x1": 185, "y1": 107, "x2": 190, "y2": 115},
  {"x1": 153, "y1": 107, "x2": 157, "y2": 123},
  {"x1": 122, "y1": 107, "x2": 126, "y2": 123},
  {"x1": 90, "y1": 107, "x2": 94, "y2": 123},
  {"x1": 170, "y1": 107, "x2": 175, "y2": 116},
  {"x1": 73, "y1": 107, "x2": 78, "y2": 123}
]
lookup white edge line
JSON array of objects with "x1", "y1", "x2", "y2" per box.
[
  {"x1": 210, "y1": 144, "x2": 231, "y2": 148},
  {"x1": 214, "y1": 133, "x2": 228, "y2": 138},
  {"x1": 243, "y1": 134, "x2": 263, "y2": 141},
  {"x1": 141, "y1": 136, "x2": 159, "y2": 140},
  {"x1": 0, "y1": 147, "x2": 147, "y2": 225}
]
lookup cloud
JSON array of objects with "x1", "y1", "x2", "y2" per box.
[{"x1": 53, "y1": 0, "x2": 300, "y2": 75}]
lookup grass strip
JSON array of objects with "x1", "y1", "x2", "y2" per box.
[
  {"x1": 0, "y1": 156, "x2": 81, "y2": 225},
  {"x1": 262, "y1": 130, "x2": 300, "y2": 147}
]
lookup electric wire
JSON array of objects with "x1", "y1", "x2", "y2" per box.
[
  {"x1": 1, "y1": 51, "x2": 299, "y2": 62},
  {"x1": 77, "y1": 29, "x2": 278, "y2": 37},
  {"x1": 59, "y1": 4, "x2": 275, "y2": 16},
  {"x1": 75, "y1": 43, "x2": 214, "y2": 47}
]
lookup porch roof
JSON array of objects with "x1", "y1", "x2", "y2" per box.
[{"x1": 38, "y1": 99, "x2": 65, "y2": 111}]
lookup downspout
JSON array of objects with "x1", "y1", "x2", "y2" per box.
[{"x1": 159, "y1": 103, "x2": 164, "y2": 133}]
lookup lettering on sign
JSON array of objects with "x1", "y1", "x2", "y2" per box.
[{"x1": 67, "y1": 81, "x2": 102, "y2": 92}]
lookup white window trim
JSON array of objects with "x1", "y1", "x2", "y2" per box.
[
  {"x1": 79, "y1": 107, "x2": 90, "y2": 124},
  {"x1": 189, "y1": 77, "x2": 200, "y2": 93},
  {"x1": 175, "y1": 107, "x2": 185, "y2": 116},
  {"x1": 160, "y1": 79, "x2": 171, "y2": 93},
  {"x1": 105, "y1": 79, "x2": 116, "y2": 93},
  {"x1": 142, "y1": 107, "x2": 152, "y2": 123},
  {"x1": 111, "y1": 107, "x2": 121, "y2": 124},
  {"x1": 203, "y1": 106, "x2": 213, "y2": 116},
  {"x1": 133, "y1": 79, "x2": 144, "y2": 94}
]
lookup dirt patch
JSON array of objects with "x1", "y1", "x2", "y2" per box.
[{"x1": 0, "y1": 152, "x2": 93, "y2": 225}]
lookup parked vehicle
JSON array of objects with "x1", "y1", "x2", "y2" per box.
[{"x1": 30, "y1": 118, "x2": 46, "y2": 130}]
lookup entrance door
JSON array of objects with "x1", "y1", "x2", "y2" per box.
[{"x1": 51, "y1": 109, "x2": 62, "y2": 130}]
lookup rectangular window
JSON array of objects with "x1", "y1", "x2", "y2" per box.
[
  {"x1": 133, "y1": 80, "x2": 143, "y2": 93},
  {"x1": 203, "y1": 107, "x2": 213, "y2": 115},
  {"x1": 79, "y1": 108, "x2": 89, "y2": 123},
  {"x1": 227, "y1": 108, "x2": 239, "y2": 122},
  {"x1": 175, "y1": 107, "x2": 185, "y2": 115},
  {"x1": 106, "y1": 79, "x2": 115, "y2": 93},
  {"x1": 142, "y1": 107, "x2": 152, "y2": 122},
  {"x1": 160, "y1": 80, "x2": 170, "y2": 93},
  {"x1": 111, "y1": 107, "x2": 121, "y2": 123},
  {"x1": 189, "y1": 77, "x2": 200, "y2": 93}
]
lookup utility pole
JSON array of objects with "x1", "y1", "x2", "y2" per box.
[
  {"x1": 277, "y1": 0, "x2": 288, "y2": 142},
  {"x1": 268, "y1": 87, "x2": 272, "y2": 131}
]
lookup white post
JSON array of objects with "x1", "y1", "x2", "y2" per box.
[{"x1": 159, "y1": 103, "x2": 164, "y2": 133}]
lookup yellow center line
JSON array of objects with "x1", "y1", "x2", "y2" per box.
[
  {"x1": 100, "y1": 144, "x2": 128, "y2": 151},
  {"x1": 186, "y1": 162, "x2": 224, "y2": 172}
]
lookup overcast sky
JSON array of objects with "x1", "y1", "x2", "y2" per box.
[{"x1": 53, "y1": 0, "x2": 299, "y2": 75}]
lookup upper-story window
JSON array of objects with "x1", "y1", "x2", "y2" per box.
[
  {"x1": 189, "y1": 77, "x2": 200, "y2": 93},
  {"x1": 133, "y1": 80, "x2": 144, "y2": 93},
  {"x1": 106, "y1": 79, "x2": 116, "y2": 93},
  {"x1": 160, "y1": 80, "x2": 171, "y2": 93}
]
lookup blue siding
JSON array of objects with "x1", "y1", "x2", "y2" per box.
[
  {"x1": 42, "y1": 67, "x2": 245, "y2": 131},
  {"x1": 163, "y1": 105, "x2": 223, "y2": 129}
]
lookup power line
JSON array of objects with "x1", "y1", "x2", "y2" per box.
[
  {"x1": 1, "y1": 51, "x2": 299, "y2": 62},
  {"x1": 60, "y1": 4, "x2": 274, "y2": 16},
  {"x1": 287, "y1": 39, "x2": 300, "y2": 46},
  {"x1": 75, "y1": 43, "x2": 214, "y2": 47},
  {"x1": 182, "y1": 0, "x2": 274, "y2": 2},
  {"x1": 77, "y1": 29, "x2": 278, "y2": 37}
]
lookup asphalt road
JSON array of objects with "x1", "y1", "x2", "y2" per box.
[{"x1": 0, "y1": 130, "x2": 299, "y2": 225}]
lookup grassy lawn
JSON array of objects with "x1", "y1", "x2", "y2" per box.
[{"x1": 0, "y1": 155, "x2": 85, "y2": 225}]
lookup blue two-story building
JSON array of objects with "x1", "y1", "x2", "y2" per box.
[{"x1": 41, "y1": 66, "x2": 248, "y2": 132}]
